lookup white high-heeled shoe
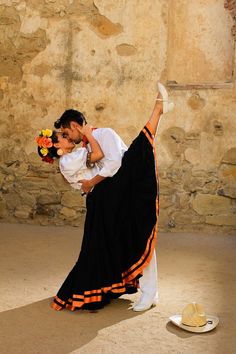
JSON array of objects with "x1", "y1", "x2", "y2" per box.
[{"x1": 156, "y1": 82, "x2": 174, "y2": 114}]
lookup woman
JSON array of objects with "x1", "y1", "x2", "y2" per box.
[
  {"x1": 36, "y1": 124, "x2": 104, "y2": 191},
  {"x1": 36, "y1": 83, "x2": 173, "y2": 311}
]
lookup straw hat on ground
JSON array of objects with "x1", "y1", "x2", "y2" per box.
[{"x1": 169, "y1": 302, "x2": 219, "y2": 333}]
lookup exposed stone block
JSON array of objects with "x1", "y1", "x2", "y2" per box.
[
  {"x1": 0, "y1": 200, "x2": 7, "y2": 218},
  {"x1": 185, "y1": 148, "x2": 200, "y2": 165},
  {"x1": 159, "y1": 195, "x2": 174, "y2": 209},
  {"x1": 159, "y1": 178, "x2": 180, "y2": 195},
  {"x1": 0, "y1": 173, "x2": 5, "y2": 188},
  {"x1": 218, "y1": 165, "x2": 236, "y2": 198},
  {"x1": 172, "y1": 210, "x2": 205, "y2": 225},
  {"x1": 192, "y1": 194, "x2": 232, "y2": 215},
  {"x1": 60, "y1": 207, "x2": 77, "y2": 219},
  {"x1": 49, "y1": 174, "x2": 71, "y2": 192},
  {"x1": 222, "y1": 166, "x2": 235, "y2": 180},
  {"x1": 4, "y1": 193, "x2": 21, "y2": 210},
  {"x1": 61, "y1": 190, "x2": 83, "y2": 209},
  {"x1": 37, "y1": 193, "x2": 61, "y2": 205},
  {"x1": 183, "y1": 176, "x2": 206, "y2": 193},
  {"x1": 20, "y1": 192, "x2": 36, "y2": 208},
  {"x1": 1, "y1": 175, "x2": 15, "y2": 193},
  {"x1": 206, "y1": 214, "x2": 236, "y2": 226},
  {"x1": 217, "y1": 185, "x2": 236, "y2": 199},
  {"x1": 221, "y1": 148, "x2": 236, "y2": 165},
  {"x1": 0, "y1": 6, "x2": 20, "y2": 27},
  {"x1": 0, "y1": 89, "x2": 4, "y2": 101},
  {"x1": 161, "y1": 127, "x2": 186, "y2": 158},
  {"x1": 14, "y1": 206, "x2": 32, "y2": 219},
  {"x1": 178, "y1": 193, "x2": 191, "y2": 208},
  {"x1": 202, "y1": 180, "x2": 219, "y2": 195},
  {"x1": 14, "y1": 162, "x2": 29, "y2": 177},
  {"x1": 20, "y1": 176, "x2": 49, "y2": 190},
  {"x1": 0, "y1": 22, "x2": 48, "y2": 82}
]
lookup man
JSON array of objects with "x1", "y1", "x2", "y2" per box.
[
  {"x1": 54, "y1": 109, "x2": 158, "y2": 311},
  {"x1": 55, "y1": 110, "x2": 127, "y2": 194}
]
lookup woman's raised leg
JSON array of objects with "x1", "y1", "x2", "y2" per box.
[{"x1": 146, "y1": 82, "x2": 174, "y2": 136}]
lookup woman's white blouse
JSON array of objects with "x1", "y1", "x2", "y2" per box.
[{"x1": 59, "y1": 148, "x2": 100, "y2": 190}]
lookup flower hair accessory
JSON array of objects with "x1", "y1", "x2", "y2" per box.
[{"x1": 36, "y1": 129, "x2": 54, "y2": 164}]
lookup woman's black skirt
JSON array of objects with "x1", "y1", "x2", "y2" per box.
[{"x1": 52, "y1": 123, "x2": 159, "y2": 311}]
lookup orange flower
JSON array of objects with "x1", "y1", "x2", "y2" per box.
[
  {"x1": 36, "y1": 136, "x2": 53, "y2": 148},
  {"x1": 36, "y1": 136, "x2": 43, "y2": 146}
]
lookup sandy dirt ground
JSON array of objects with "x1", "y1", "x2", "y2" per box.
[{"x1": 0, "y1": 223, "x2": 236, "y2": 354}]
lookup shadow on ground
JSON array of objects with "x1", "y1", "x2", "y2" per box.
[{"x1": 0, "y1": 297, "x2": 140, "y2": 354}]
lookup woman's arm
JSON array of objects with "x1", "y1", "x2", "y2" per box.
[{"x1": 80, "y1": 125, "x2": 104, "y2": 163}]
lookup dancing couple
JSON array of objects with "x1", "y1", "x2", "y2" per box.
[{"x1": 36, "y1": 83, "x2": 174, "y2": 312}]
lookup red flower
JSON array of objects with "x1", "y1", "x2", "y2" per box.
[{"x1": 42, "y1": 155, "x2": 54, "y2": 164}]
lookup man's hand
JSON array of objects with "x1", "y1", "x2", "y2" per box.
[
  {"x1": 79, "y1": 179, "x2": 93, "y2": 194},
  {"x1": 80, "y1": 175, "x2": 106, "y2": 194}
]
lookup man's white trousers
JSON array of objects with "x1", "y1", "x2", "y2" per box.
[{"x1": 139, "y1": 249, "x2": 158, "y2": 300}]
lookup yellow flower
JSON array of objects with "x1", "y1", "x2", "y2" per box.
[
  {"x1": 41, "y1": 129, "x2": 52, "y2": 138},
  {"x1": 40, "y1": 147, "x2": 48, "y2": 156}
]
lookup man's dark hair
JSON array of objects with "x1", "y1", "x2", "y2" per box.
[{"x1": 54, "y1": 109, "x2": 87, "y2": 129}]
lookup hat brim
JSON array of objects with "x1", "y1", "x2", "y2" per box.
[{"x1": 169, "y1": 314, "x2": 219, "y2": 333}]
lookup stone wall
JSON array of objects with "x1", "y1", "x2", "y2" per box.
[{"x1": 0, "y1": 0, "x2": 235, "y2": 233}]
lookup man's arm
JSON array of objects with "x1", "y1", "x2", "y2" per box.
[
  {"x1": 79, "y1": 175, "x2": 106, "y2": 193},
  {"x1": 80, "y1": 128, "x2": 127, "y2": 193}
]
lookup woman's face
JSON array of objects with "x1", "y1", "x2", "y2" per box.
[{"x1": 56, "y1": 133, "x2": 75, "y2": 153}]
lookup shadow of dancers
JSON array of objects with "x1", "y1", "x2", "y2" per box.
[{"x1": 0, "y1": 296, "x2": 141, "y2": 354}]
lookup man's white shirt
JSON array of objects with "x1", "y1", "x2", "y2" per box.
[
  {"x1": 88, "y1": 128, "x2": 127, "y2": 177},
  {"x1": 59, "y1": 128, "x2": 127, "y2": 189}
]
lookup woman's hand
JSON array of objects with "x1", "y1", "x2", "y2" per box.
[{"x1": 78, "y1": 124, "x2": 93, "y2": 137}]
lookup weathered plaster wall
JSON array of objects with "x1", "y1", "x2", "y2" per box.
[{"x1": 0, "y1": 0, "x2": 235, "y2": 233}]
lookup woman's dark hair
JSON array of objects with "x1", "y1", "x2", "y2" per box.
[
  {"x1": 54, "y1": 109, "x2": 87, "y2": 129},
  {"x1": 37, "y1": 130, "x2": 59, "y2": 160}
]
